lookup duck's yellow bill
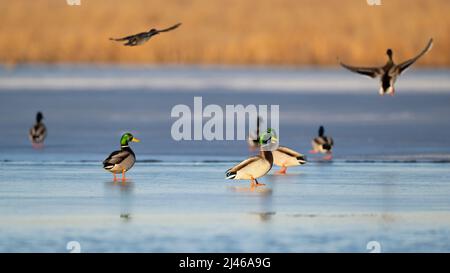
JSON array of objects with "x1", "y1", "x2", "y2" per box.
[{"x1": 132, "y1": 138, "x2": 141, "y2": 143}]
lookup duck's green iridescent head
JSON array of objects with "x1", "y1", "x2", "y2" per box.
[
  {"x1": 259, "y1": 128, "x2": 278, "y2": 145},
  {"x1": 120, "y1": 132, "x2": 140, "y2": 146}
]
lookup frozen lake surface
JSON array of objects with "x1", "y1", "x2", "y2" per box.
[{"x1": 0, "y1": 66, "x2": 449, "y2": 252}]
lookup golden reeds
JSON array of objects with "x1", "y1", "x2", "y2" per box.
[{"x1": 0, "y1": 0, "x2": 448, "y2": 66}]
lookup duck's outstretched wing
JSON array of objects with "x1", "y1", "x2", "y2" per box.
[
  {"x1": 103, "y1": 150, "x2": 131, "y2": 168},
  {"x1": 109, "y1": 32, "x2": 145, "y2": 42},
  {"x1": 156, "y1": 23, "x2": 182, "y2": 33},
  {"x1": 340, "y1": 62, "x2": 383, "y2": 78},
  {"x1": 109, "y1": 35, "x2": 133, "y2": 42},
  {"x1": 397, "y1": 38, "x2": 433, "y2": 74}
]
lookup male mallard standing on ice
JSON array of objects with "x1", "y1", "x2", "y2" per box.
[
  {"x1": 339, "y1": 38, "x2": 433, "y2": 96},
  {"x1": 248, "y1": 117, "x2": 306, "y2": 174},
  {"x1": 28, "y1": 112, "x2": 47, "y2": 148},
  {"x1": 310, "y1": 126, "x2": 334, "y2": 160},
  {"x1": 103, "y1": 133, "x2": 140, "y2": 182},
  {"x1": 109, "y1": 23, "x2": 182, "y2": 47},
  {"x1": 226, "y1": 129, "x2": 278, "y2": 189}
]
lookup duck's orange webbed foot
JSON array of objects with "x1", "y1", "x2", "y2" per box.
[
  {"x1": 276, "y1": 166, "x2": 287, "y2": 175},
  {"x1": 251, "y1": 178, "x2": 265, "y2": 187},
  {"x1": 32, "y1": 143, "x2": 44, "y2": 149},
  {"x1": 121, "y1": 169, "x2": 127, "y2": 183}
]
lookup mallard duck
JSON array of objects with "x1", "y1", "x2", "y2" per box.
[
  {"x1": 247, "y1": 116, "x2": 261, "y2": 151},
  {"x1": 340, "y1": 38, "x2": 433, "y2": 96},
  {"x1": 103, "y1": 133, "x2": 140, "y2": 182},
  {"x1": 28, "y1": 112, "x2": 47, "y2": 148},
  {"x1": 272, "y1": 147, "x2": 307, "y2": 174},
  {"x1": 226, "y1": 129, "x2": 277, "y2": 188},
  {"x1": 110, "y1": 23, "x2": 182, "y2": 47},
  {"x1": 248, "y1": 117, "x2": 306, "y2": 174},
  {"x1": 310, "y1": 126, "x2": 334, "y2": 160}
]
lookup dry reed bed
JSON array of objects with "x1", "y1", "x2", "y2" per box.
[{"x1": 0, "y1": 0, "x2": 448, "y2": 66}]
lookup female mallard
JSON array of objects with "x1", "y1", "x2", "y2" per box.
[
  {"x1": 340, "y1": 38, "x2": 433, "y2": 96},
  {"x1": 248, "y1": 117, "x2": 306, "y2": 174},
  {"x1": 28, "y1": 112, "x2": 47, "y2": 148},
  {"x1": 227, "y1": 129, "x2": 277, "y2": 188},
  {"x1": 310, "y1": 126, "x2": 334, "y2": 160},
  {"x1": 103, "y1": 133, "x2": 140, "y2": 182}
]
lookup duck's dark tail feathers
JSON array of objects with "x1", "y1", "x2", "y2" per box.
[
  {"x1": 297, "y1": 155, "x2": 307, "y2": 165},
  {"x1": 103, "y1": 162, "x2": 114, "y2": 170},
  {"x1": 225, "y1": 169, "x2": 236, "y2": 179}
]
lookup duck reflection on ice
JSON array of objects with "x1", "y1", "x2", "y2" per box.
[
  {"x1": 230, "y1": 183, "x2": 276, "y2": 222},
  {"x1": 104, "y1": 180, "x2": 134, "y2": 221},
  {"x1": 251, "y1": 211, "x2": 276, "y2": 222},
  {"x1": 227, "y1": 184, "x2": 273, "y2": 194}
]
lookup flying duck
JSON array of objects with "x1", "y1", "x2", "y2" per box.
[
  {"x1": 110, "y1": 23, "x2": 182, "y2": 47},
  {"x1": 248, "y1": 117, "x2": 306, "y2": 174},
  {"x1": 103, "y1": 133, "x2": 140, "y2": 182},
  {"x1": 310, "y1": 126, "x2": 334, "y2": 160},
  {"x1": 226, "y1": 129, "x2": 277, "y2": 189},
  {"x1": 28, "y1": 112, "x2": 47, "y2": 148},
  {"x1": 340, "y1": 38, "x2": 433, "y2": 96}
]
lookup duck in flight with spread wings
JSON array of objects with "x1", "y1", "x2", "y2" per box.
[
  {"x1": 110, "y1": 23, "x2": 182, "y2": 47},
  {"x1": 339, "y1": 38, "x2": 433, "y2": 96}
]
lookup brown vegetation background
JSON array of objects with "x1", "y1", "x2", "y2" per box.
[{"x1": 0, "y1": 0, "x2": 449, "y2": 66}]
